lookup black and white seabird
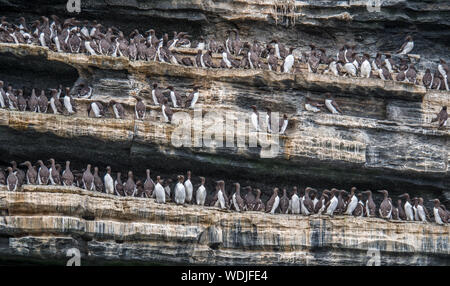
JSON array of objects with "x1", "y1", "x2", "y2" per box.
[
  {"x1": 391, "y1": 199, "x2": 399, "y2": 220},
  {"x1": 371, "y1": 52, "x2": 382, "y2": 71},
  {"x1": 345, "y1": 44, "x2": 355, "y2": 63},
  {"x1": 196, "y1": 176, "x2": 207, "y2": 206},
  {"x1": 307, "y1": 45, "x2": 320, "y2": 74},
  {"x1": 128, "y1": 38, "x2": 137, "y2": 61},
  {"x1": 271, "y1": 38, "x2": 287, "y2": 60},
  {"x1": 267, "y1": 48, "x2": 278, "y2": 72},
  {"x1": 104, "y1": 166, "x2": 114, "y2": 195},
  {"x1": 68, "y1": 28, "x2": 82, "y2": 53},
  {"x1": 134, "y1": 96, "x2": 146, "y2": 120},
  {"x1": 231, "y1": 29, "x2": 243, "y2": 56},
  {"x1": 325, "y1": 189, "x2": 338, "y2": 216},
  {"x1": 396, "y1": 35, "x2": 414, "y2": 55},
  {"x1": 37, "y1": 160, "x2": 50, "y2": 185},
  {"x1": 0, "y1": 81, "x2": 7, "y2": 108},
  {"x1": 210, "y1": 181, "x2": 225, "y2": 209},
  {"x1": 265, "y1": 108, "x2": 272, "y2": 133},
  {"x1": 335, "y1": 189, "x2": 347, "y2": 214},
  {"x1": 431, "y1": 71, "x2": 442, "y2": 90},
  {"x1": 266, "y1": 188, "x2": 280, "y2": 214},
  {"x1": 185, "y1": 86, "x2": 200, "y2": 109},
  {"x1": 6, "y1": 86, "x2": 17, "y2": 110},
  {"x1": 195, "y1": 50, "x2": 205, "y2": 68},
  {"x1": 399, "y1": 193, "x2": 414, "y2": 221},
  {"x1": 219, "y1": 47, "x2": 239, "y2": 69},
  {"x1": 124, "y1": 171, "x2": 137, "y2": 197},
  {"x1": 154, "y1": 176, "x2": 166, "y2": 203},
  {"x1": 337, "y1": 45, "x2": 346, "y2": 63},
  {"x1": 279, "y1": 114, "x2": 288, "y2": 135},
  {"x1": 50, "y1": 89, "x2": 63, "y2": 114},
  {"x1": 352, "y1": 193, "x2": 364, "y2": 217},
  {"x1": 61, "y1": 161, "x2": 74, "y2": 186},
  {"x1": 231, "y1": 182, "x2": 245, "y2": 212},
  {"x1": 384, "y1": 54, "x2": 395, "y2": 74},
  {"x1": 81, "y1": 33, "x2": 99, "y2": 56},
  {"x1": 243, "y1": 186, "x2": 255, "y2": 211},
  {"x1": 380, "y1": 62, "x2": 393, "y2": 81},
  {"x1": 107, "y1": 99, "x2": 124, "y2": 119},
  {"x1": 360, "y1": 53, "x2": 371, "y2": 78},
  {"x1": 49, "y1": 158, "x2": 61, "y2": 185},
  {"x1": 282, "y1": 47, "x2": 295, "y2": 73},
  {"x1": 405, "y1": 64, "x2": 417, "y2": 84},
  {"x1": 250, "y1": 105, "x2": 260, "y2": 131},
  {"x1": 343, "y1": 54, "x2": 357, "y2": 77},
  {"x1": 438, "y1": 59, "x2": 449, "y2": 91},
  {"x1": 166, "y1": 86, "x2": 182, "y2": 108},
  {"x1": 412, "y1": 197, "x2": 420, "y2": 221},
  {"x1": 82, "y1": 164, "x2": 95, "y2": 191},
  {"x1": 378, "y1": 190, "x2": 392, "y2": 219},
  {"x1": 143, "y1": 169, "x2": 155, "y2": 197},
  {"x1": 302, "y1": 187, "x2": 315, "y2": 215},
  {"x1": 363, "y1": 190, "x2": 376, "y2": 217},
  {"x1": 417, "y1": 198, "x2": 430, "y2": 222},
  {"x1": 10, "y1": 161, "x2": 24, "y2": 187},
  {"x1": 279, "y1": 188, "x2": 289, "y2": 214},
  {"x1": 324, "y1": 93, "x2": 342, "y2": 114},
  {"x1": 431, "y1": 199, "x2": 448, "y2": 225},
  {"x1": 20, "y1": 161, "x2": 37, "y2": 185},
  {"x1": 174, "y1": 175, "x2": 186, "y2": 205},
  {"x1": 422, "y1": 69, "x2": 433, "y2": 89},
  {"x1": 184, "y1": 171, "x2": 193, "y2": 204},
  {"x1": 315, "y1": 190, "x2": 329, "y2": 215},
  {"x1": 63, "y1": 87, "x2": 76, "y2": 115},
  {"x1": 252, "y1": 189, "x2": 264, "y2": 212},
  {"x1": 247, "y1": 47, "x2": 260, "y2": 70},
  {"x1": 93, "y1": 166, "x2": 103, "y2": 192},
  {"x1": 164, "y1": 179, "x2": 172, "y2": 202},
  {"x1": 16, "y1": 90, "x2": 27, "y2": 111},
  {"x1": 431, "y1": 106, "x2": 447, "y2": 129},
  {"x1": 114, "y1": 172, "x2": 125, "y2": 196},
  {"x1": 304, "y1": 98, "x2": 323, "y2": 113},
  {"x1": 6, "y1": 167, "x2": 18, "y2": 192},
  {"x1": 87, "y1": 101, "x2": 104, "y2": 118},
  {"x1": 396, "y1": 66, "x2": 406, "y2": 82},
  {"x1": 28, "y1": 88, "x2": 39, "y2": 112},
  {"x1": 311, "y1": 190, "x2": 320, "y2": 211},
  {"x1": 290, "y1": 187, "x2": 301, "y2": 214},
  {"x1": 161, "y1": 98, "x2": 173, "y2": 123},
  {"x1": 152, "y1": 83, "x2": 163, "y2": 106},
  {"x1": 396, "y1": 199, "x2": 406, "y2": 220},
  {"x1": 344, "y1": 187, "x2": 358, "y2": 215}
]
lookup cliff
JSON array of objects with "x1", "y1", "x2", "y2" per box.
[
  {"x1": 0, "y1": 0, "x2": 449, "y2": 266},
  {"x1": 1, "y1": 0, "x2": 449, "y2": 67},
  {"x1": 0, "y1": 185, "x2": 448, "y2": 266},
  {"x1": 0, "y1": 43, "x2": 448, "y2": 200}
]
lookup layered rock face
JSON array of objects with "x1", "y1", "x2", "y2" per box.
[
  {"x1": 1, "y1": 0, "x2": 449, "y2": 66},
  {"x1": 0, "y1": 186, "x2": 448, "y2": 266},
  {"x1": 0, "y1": 43, "x2": 448, "y2": 200},
  {"x1": 0, "y1": 0, "x2": 449, "y2": 265}
]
